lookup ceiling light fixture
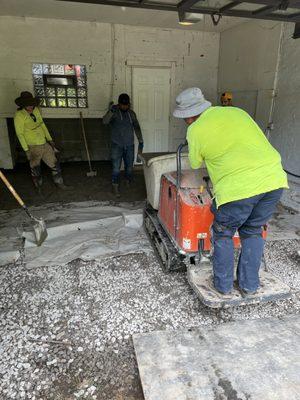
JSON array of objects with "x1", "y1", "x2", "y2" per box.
[{"x1": 178, "y1": 10, "x2": 204, "y2": 26}]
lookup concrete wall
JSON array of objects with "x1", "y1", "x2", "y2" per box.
[
  {"x1": 218, "y1": 20, "x2": 300, "y2": 211},
  {"x1": 218, "y1": 20, "x2": 282, "y2": 131},
  {"x1": 0, "y1": 16, "x2": 219, "y2": 166},
  {"x1": 0, "y1": 119, "x2": 14, "y2": 169},
  {"x1": 270, "y1": 23, "x2": 300, "y2": 176}
]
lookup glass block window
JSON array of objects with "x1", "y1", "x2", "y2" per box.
[{"x1": 32, "y1": 63, "x2": 88, "y2": 108}]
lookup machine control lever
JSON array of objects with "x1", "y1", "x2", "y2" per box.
[{"x1": 203, "y1": 176, "x2": 213, "y2": 198}]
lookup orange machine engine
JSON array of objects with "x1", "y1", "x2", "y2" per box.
[{"x1": 158, "y1": 170, "x2": 267, "y2": 256}]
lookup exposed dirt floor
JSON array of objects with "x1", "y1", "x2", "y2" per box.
[{"x1": 0, "y1": 161, "x2": 146, "y2": 210}]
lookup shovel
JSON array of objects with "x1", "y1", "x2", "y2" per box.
[
  {"x1": 80, "y1": 112, "x2": 97, "y2": 177},
  {"x1": 0, "y1": 170, "x2": 48, "y2": 246}
]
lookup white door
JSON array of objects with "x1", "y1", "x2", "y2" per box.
[{"x1": 132, "y1": 67, "x2": 171, "y2": 155}]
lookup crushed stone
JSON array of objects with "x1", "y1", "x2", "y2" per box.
[{"x1": 0, "y1": 239, "x2": 299, "y2": 399}]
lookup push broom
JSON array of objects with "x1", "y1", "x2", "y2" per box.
[
  {"x1": 80, "y1": 112, "x2": 97, "y2": 177},
  {"x1": 0, "y1": 170, "x2": 48, "y2": 246}
]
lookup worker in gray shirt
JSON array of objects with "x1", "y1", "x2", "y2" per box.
[{"x1": 103, "y1": 93, "x2": 144, "y2": 197}]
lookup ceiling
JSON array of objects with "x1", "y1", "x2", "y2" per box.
[
  {"x1": 0, "y1": 0, "x2": 299, "y2": 34},
  {"x1": 0, "y1": 0, "x2": 248, "y2": 32}
]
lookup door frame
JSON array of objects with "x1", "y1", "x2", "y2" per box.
[{"x1": 126, "y1": 59, "x2": 176, "y2": 152}]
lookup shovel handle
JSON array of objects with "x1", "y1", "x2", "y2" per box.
[
  {"x1": 0, "y1": 170, "x2": 25, "y2": 207},
  {"x1": 80, "y1": 112, "x2": 93, "y2": 172}
]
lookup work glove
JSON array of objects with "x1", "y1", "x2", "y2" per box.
[
  {"x1": 138, "y1": 142, "x2": 144, "y2": 154},
  {"x1": 25, "y1": 151, "x2": 30, "y2": 161},
  {"x1": 136, "y1": 142, "x2": 144, "y2": 163},
  {"x1": 48, "y1": 141, "x2": 60, "y2": 153}
]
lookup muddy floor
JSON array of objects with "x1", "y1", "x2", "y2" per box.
[
  {"x1": 0, "y1": 240, "x2": 299, "y2": 400},
  {"x1": 0, "y1": 161, "x2": 146, "y2": 210}
]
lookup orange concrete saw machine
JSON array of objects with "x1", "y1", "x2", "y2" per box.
[{"x1": 141, "y1": 142, "x2": 291, "y2": 308}]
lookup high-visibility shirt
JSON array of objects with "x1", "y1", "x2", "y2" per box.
[
  {"x1": 14, "y1": 108, "x2": 52, "y2": 151},
  {"x1": 187, "y1": 106, "x2": 288, "y2": 208}
]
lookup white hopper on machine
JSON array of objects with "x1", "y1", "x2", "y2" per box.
[{"x1": 140, "y1": 152, "x2": 192, "y2": 210}]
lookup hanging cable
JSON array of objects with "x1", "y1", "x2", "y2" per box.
[{"x1": 284, "y1": 169, "x2": 300, "y2": 178}]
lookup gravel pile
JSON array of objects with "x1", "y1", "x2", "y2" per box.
[{"x1": 0, "y1": 239, "x2": 299, "y2": 399}]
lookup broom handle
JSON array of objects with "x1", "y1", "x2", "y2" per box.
[
  {"x1": 80, "y1": 112, "x2": 93, "y2": 172},
  {"x1": 0, "y1": 170, "x2": 25, "y2": 208}
]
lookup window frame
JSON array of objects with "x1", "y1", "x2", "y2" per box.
[{"x1": 32, "y1": 63, "x2": 88, "y2": 109}]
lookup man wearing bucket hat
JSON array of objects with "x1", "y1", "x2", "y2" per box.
[
  {"x1": 103, "y1": 93, "x2": 144, "y2": 198},
  {"x1": 173, "y1": 87, "x2": 288, "y2": 297},
  {"x1": 14, "y1": 91, "x2": 69, "y2": 191}
]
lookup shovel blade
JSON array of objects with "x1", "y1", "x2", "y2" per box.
[{"x1": 32, "y1": 217, "x2": 48, "y2": 246}]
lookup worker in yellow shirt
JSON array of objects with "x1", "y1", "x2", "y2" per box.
[
  {"x1": 14, "y1": 91, "x2": 69, "y2": 191},
  {"x1": 173, "y1": 87, "x2": 288, "y2": 297},
  {"x1": 220, "y1": 92, "x2": 233, "y2": 106}
]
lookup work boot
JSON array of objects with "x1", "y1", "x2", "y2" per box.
[
  {"x1": 53, "y1": 173, "x2": 73, "y2": 190},
  {"x1": 33, "y1": 184, "x2": 44, "y2": 197},
  {"x1": 239, "y1": 288, "x2": 258, "y2": 298},
  {"x1": 112, "y1": 183, "x2": 121, "y2": 198},
  {"x1": 36, "y1": 186, "x2": 44, "y2": 197},
  {"x1": 56, "y1": 182, "x2": 74, "y2": 191},
  {"x1": 32, "y1": 176, "x2": 44, "y2": 196},
  {"x1": 208, "y1": 277, "x2": 233, "y2": 299}
]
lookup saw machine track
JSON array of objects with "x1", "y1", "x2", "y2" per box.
[{"x1": 144, "y1": 207, "x2": 187, "y2": 272}]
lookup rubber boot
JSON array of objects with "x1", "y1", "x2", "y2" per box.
[
  {"x1": 56, "y1": 182, "x2": 74, "y2": 191},
  {"x1": 31, "y1": 166, "x2": 43, "y2": 196},
  {"x1": 52, "y1": 165, "x2": 73, "y2": 190},
  {"x1": 33, "y1": 178, "x2": 44, "y2": 196},
  {"x1": 112, "y1": 183, "x2": 121, "y2": 198}
]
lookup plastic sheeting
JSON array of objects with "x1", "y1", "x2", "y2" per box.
[
  {"x1": 0, "y1": 199, "x2": 298, "y2": 268},
  {"x1": 0, "y1": 201, "x2": 151, "y2": 268}
]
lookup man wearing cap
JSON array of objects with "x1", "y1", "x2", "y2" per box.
[
  {"x1": 103, "y1": 93, "x2": 143, "y2": 197},
  {"x1": 220, "y1": 92, "x2": 233, "y2": 106},
  {"x1": 173, "y1": 87, "x2": 288, "y2": 297},
  {"x1": 14, "y1": 91, "x2": 68, "y2": 191}
]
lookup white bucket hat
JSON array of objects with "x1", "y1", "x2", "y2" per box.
[{"x1": 173, "y1": 87, "x2": 211, "y2": 119}]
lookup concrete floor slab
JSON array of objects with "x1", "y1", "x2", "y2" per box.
[{"x1": 133, "y1": 316, "x2": 300, "y2": 400}]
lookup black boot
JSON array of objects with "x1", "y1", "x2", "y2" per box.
[
  {"x1": 52, "y1": 164, "x2": 73, "y2": 190},
  {"x1": 31, "y1": 166, "x2": 43, "y2": 195},
  {"x1": 112, "y1": 183, "x2": 121, "y2": 198}
]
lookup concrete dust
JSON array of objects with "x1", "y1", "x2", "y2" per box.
[{"x1": 0, "y1": 238, "x2": 299, "y2": 399}]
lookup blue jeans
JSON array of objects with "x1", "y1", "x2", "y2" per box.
[
  {"x1": 111, "y1": 143, "x2": 134, "y2": 184},
  {"x1": 211, "y1": 189, "x2": 283, "y2": 293}
]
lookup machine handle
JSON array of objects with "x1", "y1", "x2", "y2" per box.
[
  {"x1": 176, "y1": 140, "x2": 188, "y2": 189},
  {"x1": 203, "y1": 176, "x2": 213, "y2": 198},
  {"x1": 175, "y1": 140, "x2": 188, "y2": 241}
]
